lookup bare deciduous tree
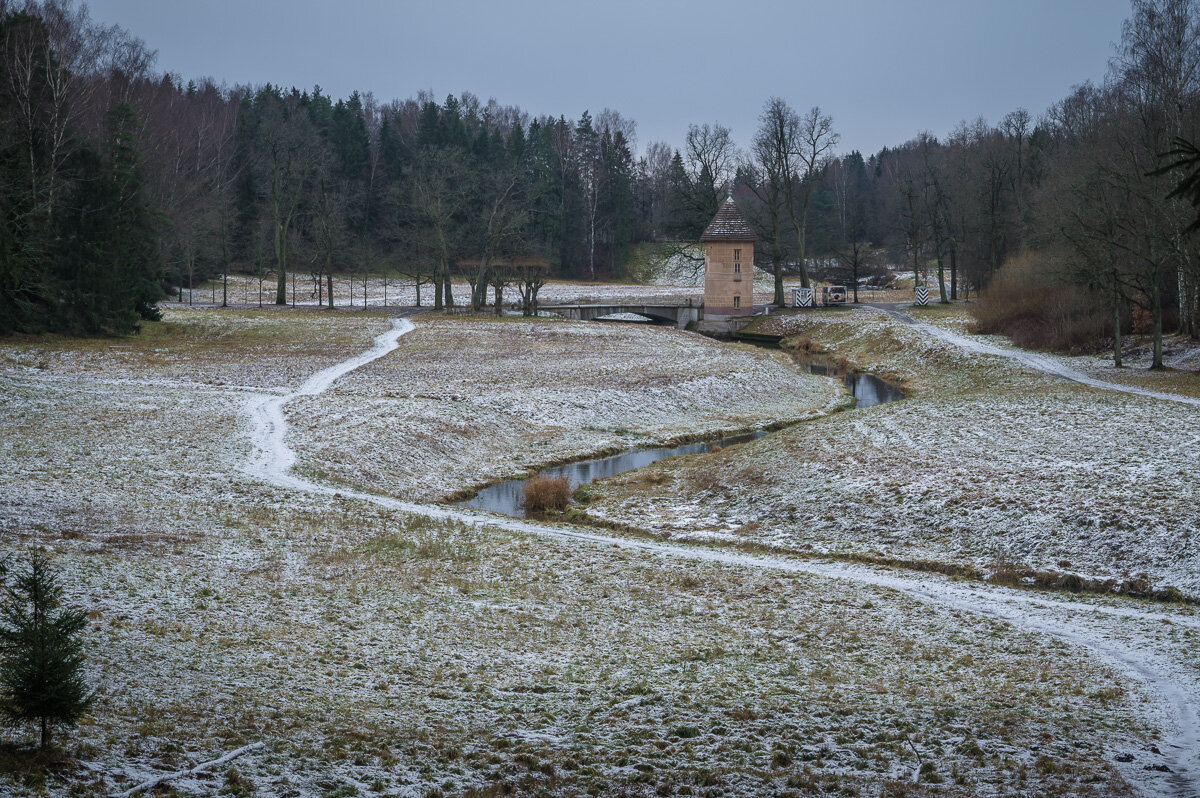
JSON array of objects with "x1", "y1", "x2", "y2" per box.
[
  {"x1": 685, "y1": 121, "x2": 736, "y2": 221},
  {"x1": 410, "y1": 147, "x2": 466, "y2": 310},
  {"x1": 747, "y1": 98, "x2": 796, "y2": 305},
  {"x1": 789, "y1": 106, "x2": 839, "y2": 289}
]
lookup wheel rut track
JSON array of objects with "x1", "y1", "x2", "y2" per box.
[{"x1": 867, "y1": 303, "x2": 1200, "y2": 407}]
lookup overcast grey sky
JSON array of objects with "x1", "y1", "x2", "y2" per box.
[{"x1": 86, "y1": 0, "x2": 1133, "y2": 158}]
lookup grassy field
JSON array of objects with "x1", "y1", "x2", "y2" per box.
[
  {"x1": 287, "y1": 313, "x2": 842, "y2": 501},
  {"x1": 0, "y1": 306, "x2": 1172, "y2": 796},
  {"x1": 577, "y1": 303, "x2": 1200, "y2": 601}
]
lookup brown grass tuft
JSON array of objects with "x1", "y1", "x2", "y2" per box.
[{"x1": 522, "y1": 476, "x2": 571, "y2": 514}]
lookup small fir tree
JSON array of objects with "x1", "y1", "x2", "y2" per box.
[{"x1": 0, "y1": 553, "x2": 93, "y2": 748}]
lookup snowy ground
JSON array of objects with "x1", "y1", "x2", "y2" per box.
[
  {"x1": 580, "y1": 303, "x2": 1200, "y2": 600},
  {"x1": 183, "y1": 271, "x2": 909, "y2": 313},
  {"x1": 1, "y1": 304, "x2": 1196, "y2": 796},
  {"x1": 286, "y1": 313, "x2": 841, "y2": 501},
  {"x1": 182, "y1": 273, "x2": 714, "y2": 309}
]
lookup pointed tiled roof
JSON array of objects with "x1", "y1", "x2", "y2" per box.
[{"x1": 700, "y1": 196, "x2": 757, "y2": 242}]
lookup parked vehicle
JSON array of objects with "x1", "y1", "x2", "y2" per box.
[{"x1": 822, "y1": 285, "x2": 847, "y2": 306}]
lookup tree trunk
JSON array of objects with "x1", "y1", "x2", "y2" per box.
[
  {"x1": 1112, "y1": 280, "x2": 1123, "y2": 368},
  {"x1": 949, "y1": 246, "x2": 958, "y2": 301},
  {"x1": 1179, "y1": 266, "x2": 1191, "y2": 338},
  {"x1": 936, "y1": 252, "x2": 948, "y2": 304},
  {"x1": 274, "y1": 217, "x2": 287, "y2": 305},
  {"x1": 790, "y1": 216, "x2": 811, "y2": 289},
  {"x1": 768, "y1": 197, "x2": 785, "y2": 304},
  {"x1": 471, "y1": 263, "x2": 488, "y2": 312},
  {"x1": 1152, "y1": 275, "x2": 1164, "y2": 370},
  {"x1": 851, "y1": 248, "x2": 859, "y2": 304},
  {"x1": 327, "y1": 272, "x2": 334, "y2": 309},
  {"x1": 588, "y1": 194, "x2": 597, "y2": 281},
  {"x1": 911, "y1": 244, "x2": 921, "y2": 295}
]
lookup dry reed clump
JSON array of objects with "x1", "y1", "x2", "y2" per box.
[
  {"x1": 970, "y1": 251, "x2": 1113, "y2": 353},
  {"x1": 522, "y1": 476, "x2": 571, "y2": 514},
  {"x1": 790, "y1": 336, "x2": 816, "y2": 353}
]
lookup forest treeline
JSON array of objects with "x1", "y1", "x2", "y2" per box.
[{"x1": 1, "y1": 0, "x2": 1199, "y2": 359}]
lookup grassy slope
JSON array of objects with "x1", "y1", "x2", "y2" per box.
[
  {"x1": 0, "y1": 307, "x2": 1150, "y2": 796},
  {"x1": 580, "y1": 304, "x2": 1200, "y2": 599}
]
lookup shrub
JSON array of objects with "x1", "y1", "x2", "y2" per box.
[
  {"x1": 971, "y1": 251, "x2": 1113, "y2": 353},
  {"x1": 522, "y1": 476, "x2": 571, "y2": 514}
]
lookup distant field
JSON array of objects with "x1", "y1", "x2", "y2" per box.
[{"x1": 187, "y1": 271, "x2": 914, "y2": 311}]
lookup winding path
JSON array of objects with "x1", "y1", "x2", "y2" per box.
[
  {"x1": 243, "y1": 316, "x2": 1200, "y2": 798},
  {"x1": 870, "y1": 304, "x2": 1200, "y2": 407}
]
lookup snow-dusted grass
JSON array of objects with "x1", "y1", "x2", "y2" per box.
[
  {"x1": 0, "y1": 305, "x2": 1170, "y2": 796},
  {"x1": 288, "y1": 314, "x2": 843, "y2": 500},
  {"x1": 581, "y1": 305, "x2": 1200, "y2": 600},
  {"x1": 0, "y1": 306, "x2": 394, "y2": 391},
  {"x1": 3, "y1": 503, "x2": 1155, "y2": 797}
]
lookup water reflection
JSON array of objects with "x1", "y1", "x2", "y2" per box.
[
  {"x1": 795, "y1": 354, "x2": 904, "y2": 407},
  {"x1": 457, "y1": 431, "x2": 765, "y2": 516}
]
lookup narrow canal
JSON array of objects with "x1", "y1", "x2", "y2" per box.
[{"x1": 457, "y1": 351, "x2": 904, "y2": 517}]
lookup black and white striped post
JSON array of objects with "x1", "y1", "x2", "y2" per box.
[{"x1": 914, "y1": 285, "x2": 929, "y2": 306}]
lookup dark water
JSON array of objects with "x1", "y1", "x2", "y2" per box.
[
  {"x1": 456, "y1": 430, "x2": 766, "y2": 515},
  {"x1": 457, "y1": 353, "x2": 903, "y2": 517},
  {"x1": 797, "y1": 354, "x2": 906, "y2": 407}
]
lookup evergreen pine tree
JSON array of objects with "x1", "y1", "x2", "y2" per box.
[
  {"x1": 230, "y1": 96, "x2": 261, "y2": 272},
  {"x1": 664, "y1": 151, "x2": 697, "y2": 239},
  {"x1": 0, "y1": 553, "x2": 93, "y2": 748}
]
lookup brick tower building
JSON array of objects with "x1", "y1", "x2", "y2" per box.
[{"x1": 701, "y1": 197, "x2": 756, "y2": 320}]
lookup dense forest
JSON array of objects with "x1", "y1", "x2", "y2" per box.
[{"x1": 2, "y1": 0, "x2": 1199, "y2": 361}]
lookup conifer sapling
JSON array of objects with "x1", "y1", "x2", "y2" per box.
[{"x1": 0, "y1": 553, "x2": 93, "y2": 748}]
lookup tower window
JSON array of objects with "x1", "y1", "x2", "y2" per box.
[
  {"x1": 733, "y1": 296, "x2": 741, "y2": 308},
  {"x1": 733, "y1": 249, "x2": 741, "y2": 261},
  {"x1": 734, "y1": 261, "x2": 741, "y2": 273}
]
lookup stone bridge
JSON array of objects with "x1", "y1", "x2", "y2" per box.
[{"x1": 540, "y1": 303, "x2": 702, "y2": 329}]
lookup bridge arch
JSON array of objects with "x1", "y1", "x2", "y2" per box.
[{"x1": 540, "y1": 303, "x2": 702, "y2": 329}]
